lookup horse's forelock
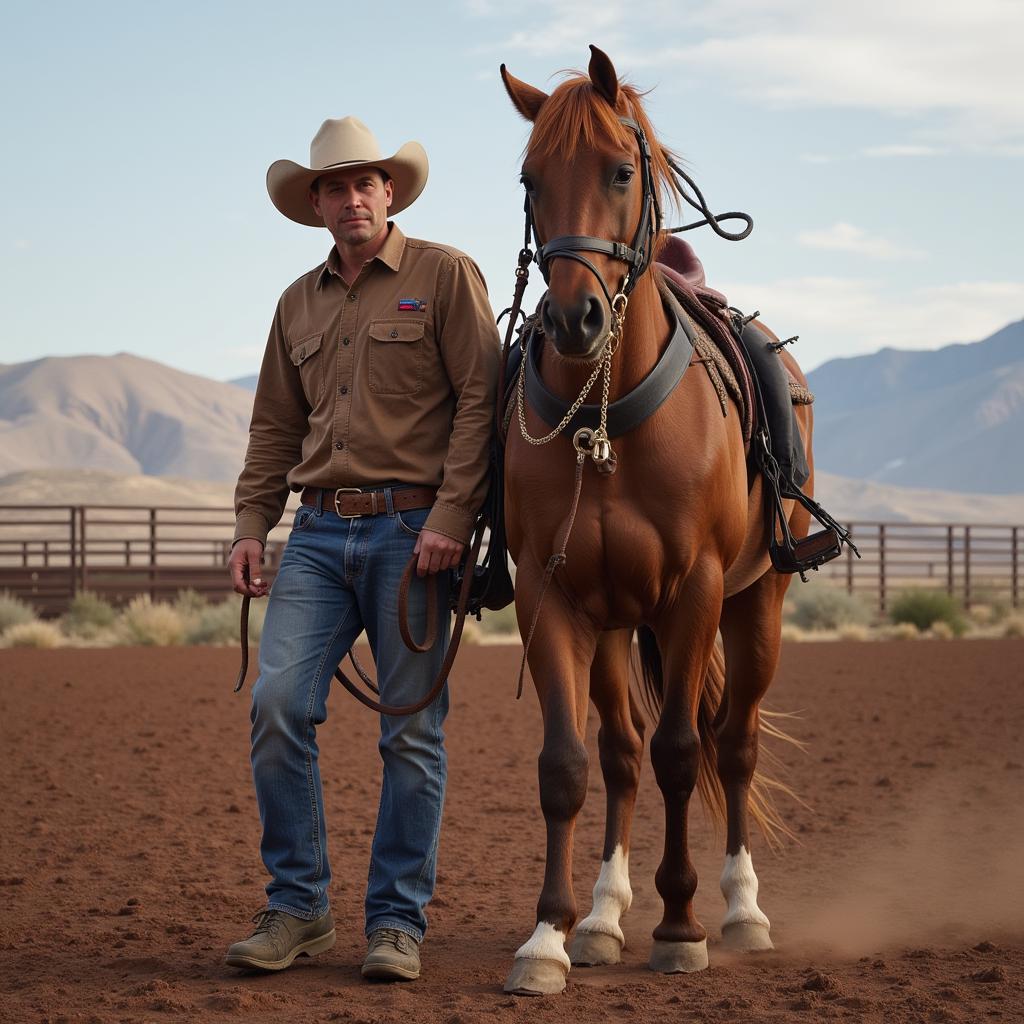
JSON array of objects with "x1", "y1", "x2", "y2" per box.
[{"x1": 526, "y1": 76, "x2": 681, "y2": 224}]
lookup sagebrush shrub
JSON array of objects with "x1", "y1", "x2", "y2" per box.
[
  {"x1": 62, "y1": 591, "x2": 118, "y2": 638},
  {"x1": 787, "y1": 586, "x2": 872, "y2": 632},
  {"x1": 889, "y1": 589, "x2": 966, "y2": 636},
  {"x1": 0, "y1": 590, "x2": 36, "y2": 633},
  {"x1": 186, "y1": 596, "x2": 263, "y2": 645},
  {"x1": 117, "y1": 596, "x2": 185, "y2": 646},
  {"x1": 1, "y1": 619, "x2": 63, "y2": 648}
]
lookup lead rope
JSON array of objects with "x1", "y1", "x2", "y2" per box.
[{"x1": 513, "y1": 296, "x2": 628, "y2": 699}]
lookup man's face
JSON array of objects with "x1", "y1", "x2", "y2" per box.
[{"x1": 310, "y1": 168, "x2": 393, "y2": 248}]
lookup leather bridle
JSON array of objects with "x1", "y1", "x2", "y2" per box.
[
  {"x1": 527, "y1": 116, "x2": 661, "y2": 309},
  {"x1": 522, "y1": 114, "x2": 754, "y2": 315}
]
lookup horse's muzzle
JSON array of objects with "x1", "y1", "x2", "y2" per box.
[{"x1": 542, "y1": 293, "x2": 608, "y2": 360}]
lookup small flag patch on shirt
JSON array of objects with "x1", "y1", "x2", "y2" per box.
[{"x1": 397, "y1": 298, "x2": 426, "y2": 311}]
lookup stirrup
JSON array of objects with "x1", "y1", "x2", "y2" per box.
[{"x1": 759, "y1": 431, "x2": 859, "y2": 582}]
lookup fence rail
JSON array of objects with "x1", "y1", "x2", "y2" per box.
[{"x1": 0, "y1": 506, "x2": 1021, "y2": 617}]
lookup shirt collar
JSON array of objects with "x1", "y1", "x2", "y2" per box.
[{"x1": 316, "y1": 222, "x2": 406, "y2": 290}]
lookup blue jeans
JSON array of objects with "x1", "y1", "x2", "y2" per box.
[{"x1": 249, "y1": 489, "x2": 450, "y2": 942}]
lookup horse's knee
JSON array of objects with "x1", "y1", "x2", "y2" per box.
[
  {"x1": 650, "y1": 724, "x2": 700, "y2": 795},
  {"x1": 539, "y1": 741, "x2": 589, "y2": 821}
]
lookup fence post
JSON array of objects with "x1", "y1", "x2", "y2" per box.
[
  {"x1": 878, "y1": 523, "x2": 887, "y2": 615},
  {"x1": 149, "y1": 508, "x2": 157, "y2": 601},
  {"x1": 946, "y1": 525, "x2": 954, "y2": 597},
  {"x1": 846, "y1": 522, "x2": 854, "y2": 596},
  {"x1": 963, "y1": 525, "x2": 972, "y2": 610},
  {"x1": 79, "y1": 507, "x2": 87, "y2": 594},
  {"x1": 1013, "y1": 526, "x2": 1020, "y2": 610},
  {"x1": 68, "y1": 506, "x2": 77, "y2": 602}
]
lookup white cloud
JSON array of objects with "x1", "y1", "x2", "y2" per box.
[
  {"x1": 862, "y1": 144, "x2": 949, "y2": 158},
  {"x1": 715, "y1": 275, "x2": 1024, "y2": 369},
  {"x1": 472, "y1": 0, "x2": 1024, "y2": 151},
  {"x1": 798, "y1": 222, "x2": 926, "y2": 261}
]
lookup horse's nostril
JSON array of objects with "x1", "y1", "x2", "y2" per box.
[{"x1": 583, "y1": 297, "x2": 604, "y2": 338}]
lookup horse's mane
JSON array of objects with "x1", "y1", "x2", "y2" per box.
[{"x1": 527, "y1": 74, "x2": 682, "y2": 231}]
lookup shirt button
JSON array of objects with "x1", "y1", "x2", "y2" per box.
[
  {"x1": 390, "y1": 329, "x2": 398, "y2": 338},
  {"x1": 334, "y1": 441, "x2": 344, "y2": 451},
  {"x1": 339, "y1": 386, "x2": 348, "y2": 395},
  {"x1": 348, "y1": 293, "x2": 358, "y2": 301},
  {"x1": 342, "y1": 337, "x2": 351, "y2": 346}
]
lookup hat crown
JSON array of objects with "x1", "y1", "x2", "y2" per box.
[{"x1": 310, "y1": 117, "x2": 383, "y2": 172}]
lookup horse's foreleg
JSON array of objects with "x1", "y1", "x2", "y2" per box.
[
  {"x1": 717, "y1": 569, "x2": 792, "y2": 951},
  {"x1": 569, "y1": 629, "x2": 643, "y2": 967},
  {"x1": 647, "y1": 567, "x2": 723, "y2": 974},
  {"x1": 505, "y1": 574, "x2": 597, "y2": 996}
]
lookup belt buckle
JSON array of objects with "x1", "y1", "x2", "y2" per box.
[{"x1": 333, "y1": 487, "x2": 365, "y2": 518}]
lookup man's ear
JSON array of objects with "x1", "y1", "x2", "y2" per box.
[
  {"x1": 501, "y1": 64, "x2": 549, "y2": 122},
  {"x1": 385, "y1": 179, "x2": 393, "y2": 207}
]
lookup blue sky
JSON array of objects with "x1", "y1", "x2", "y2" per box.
[{"x1": 2, "y1": 0, "x2": 1021, "y2": 380}]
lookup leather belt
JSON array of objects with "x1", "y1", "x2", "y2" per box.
[{"x1": 300, "y1": 485, "x2": 437, "y2": 519}]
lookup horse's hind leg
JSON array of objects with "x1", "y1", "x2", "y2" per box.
[
  {"x1": 716, "y1": 569, "x2": 793, "y2": 951},
  {"x1": 569, "y1": 629, "x2": 644, "y2": 967},
  {"x1": 647, "y1": 565, "x2": 724, "y2": 973}
]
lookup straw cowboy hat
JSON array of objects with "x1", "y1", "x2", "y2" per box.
[{"x1": 267, "y1": 117, "x2": 429, "y2": 227}]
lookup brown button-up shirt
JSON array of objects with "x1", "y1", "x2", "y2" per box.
[{"x1": 233, "y1": 223, "x2": 500, "y2": 547}]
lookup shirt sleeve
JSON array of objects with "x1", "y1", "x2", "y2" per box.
[
  {"x1": 231, "y1": 304, "x2": 311, "y2": 548},
  {"x1": 424, "y1": 255, "x2": 501, "y2": 544}
]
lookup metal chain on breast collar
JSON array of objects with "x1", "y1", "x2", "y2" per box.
[{"x1": 516, "y1": 293, "x2": 628, "y2": 469}]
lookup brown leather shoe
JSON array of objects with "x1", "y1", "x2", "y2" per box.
[
  {"x1": 361, "y1": 928, "x2": 421, "y2": 981},
  {"x1": 225, "y1": 908, "x2": 336, "y2": 971}
]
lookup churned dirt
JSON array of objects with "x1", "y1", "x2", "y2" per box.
[{"x1": 1, "y1": 638, "x2": 1022, "y2": 1023}]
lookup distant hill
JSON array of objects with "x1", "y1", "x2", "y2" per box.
[
  {"x1": 228, "y1": 374, "x2": 258, "y2": 392},
  {"x1": 807, "y1": 319, "x2": 1024, "y2": 493},
  {"x1": 0, "y1": 353, "x2": 254, "y2": 481}
]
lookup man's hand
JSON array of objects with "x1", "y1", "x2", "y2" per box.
[
  {"x1": 229, "y1": 539, "x2": 269, "y2": 598},
  {"x1": 414, "y1": 529, "x2": 464, "y2": 577}
]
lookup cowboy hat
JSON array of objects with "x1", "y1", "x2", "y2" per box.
[{"x1": 267, "y1": 117, "x2": 429, "y2": 227}]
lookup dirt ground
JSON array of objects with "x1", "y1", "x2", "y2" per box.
[{"x1": 1, "y1": 638, "x2": 1022, "y2": 1024}]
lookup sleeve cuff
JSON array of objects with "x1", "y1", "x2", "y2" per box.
[
  {"x1": 424, "y1": 502, "x2": 477, "y2": 546},
  {"x1": 232, "y1": 511, "x2": 270, "y2": 549}
]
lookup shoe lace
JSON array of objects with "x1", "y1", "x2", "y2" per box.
[
  {"x1": 250, "y1": 909, "x2": 285, "y2": 939},
  {"x1": 374, "y1": 928, "x2": 411, "y2": 953}
]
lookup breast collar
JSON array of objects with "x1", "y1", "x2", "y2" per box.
[{"x1": 522, "y1": 289, "x2": 695, "y2": 439}]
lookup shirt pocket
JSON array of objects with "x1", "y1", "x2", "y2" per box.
[
  {"x1": 368, "y1": 320, "x2": 425, "y2": 396},
  {"x1": 289, "y1": 331, "x2": 324, "y2": 403}
]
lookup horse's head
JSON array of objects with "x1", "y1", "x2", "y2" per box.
[{"x1": 502, "y1": 46, "x2": 676, "y2": 361}]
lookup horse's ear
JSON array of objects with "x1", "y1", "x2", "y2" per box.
[
  {"x1": 501, "y1": 65, "x2": 548, "y2": 122},
  {"x1": 588, "y1": 45, "x2": 619, "y2": 108}
]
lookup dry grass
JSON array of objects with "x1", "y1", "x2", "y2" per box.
[{"x1": 1, "y1": 620, "x2": 64, "y2": 648}]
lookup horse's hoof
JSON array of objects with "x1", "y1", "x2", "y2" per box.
[
  {"x1": 648, "y1": 938, "x2": 708, "y2": 974},
  {"x1": 722, "y1": 921, "x2": 774, "y2": 951},
  {"x1": 503, "y1": 957, "x2": 567, "y2": 995},
  {"x1": 569, "y1": 930, "x2": 623, "y2": 966}
]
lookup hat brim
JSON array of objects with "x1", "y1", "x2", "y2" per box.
[{"x1": 267, "y1": 141, "x2": 429, "y2": 227}]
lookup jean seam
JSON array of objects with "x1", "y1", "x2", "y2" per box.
[
  {"x1": 410, "y1": 683, "x2": 447, "y2": 920},
  {"x1": 267, "y1": 899, "x2": 325, "y2": 922},
  {"x1": 301, "y1": 602, "x2": 357, "y2": 916}
]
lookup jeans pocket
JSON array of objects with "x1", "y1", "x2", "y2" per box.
[
  {"x1": 292, "y1": 504, "x2": 317, "y2": 533},
  {"x1": 396, "y1": 507, "x2": 429, "y2": 538}
]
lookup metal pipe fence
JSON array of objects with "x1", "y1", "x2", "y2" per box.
[{"x1": 0, "y1": 506, "x2": 1021, "y2": 616}]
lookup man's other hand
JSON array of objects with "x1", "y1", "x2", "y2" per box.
[
  {"x1": 414, "y1": 529, "x2": 464, "y2": 577},
  {"x1": 229, "y1": 539, "x2": 269, "y2": 598}
]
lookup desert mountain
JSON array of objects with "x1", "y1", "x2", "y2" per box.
[
  {"x1": 0, "y1": 353, "x2": 253, "y2": 481},
  {"x1": 807, "y1": 319, "x2": 1024, "y2": 493}
]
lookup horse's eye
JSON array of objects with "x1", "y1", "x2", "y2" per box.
[
  {"x1": 614, "y1": 165, "x2": 635, "y2": 185},
  {"x1": 520, "y1": 174, "x2": 535, "y2": 194}
]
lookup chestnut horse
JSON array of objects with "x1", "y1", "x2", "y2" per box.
[{"x1": 500, "y1": 48, "x2": 812, "y2": 995}]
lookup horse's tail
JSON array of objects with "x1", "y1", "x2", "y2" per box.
[{"x1": 635, "y1": 626, "x2": 798, "y2": 847}]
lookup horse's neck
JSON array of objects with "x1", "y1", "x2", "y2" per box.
[{"x1": 540, "y1": 273, "x2": 670, "y2": 403}]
